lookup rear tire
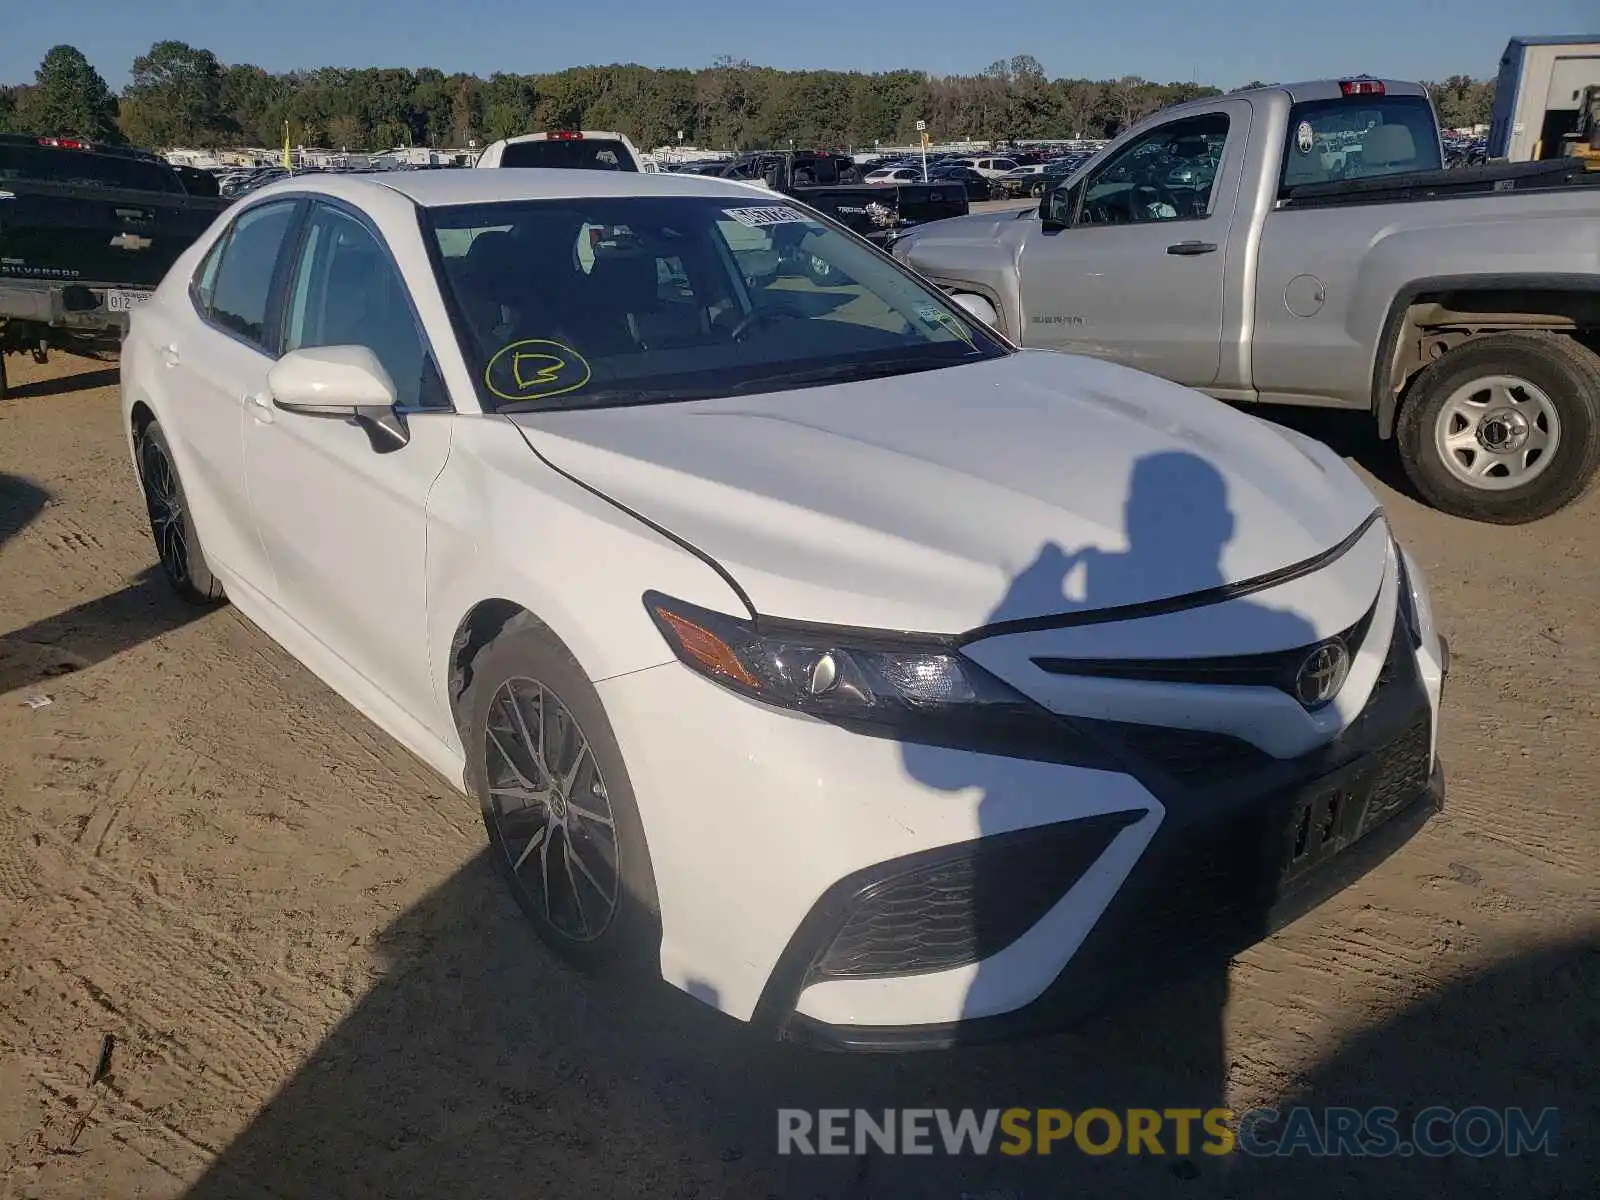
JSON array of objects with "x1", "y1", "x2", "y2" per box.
[
  {"x1": 1397, "y1": 332, "x2": 1600, "y2": 524},
  {"x1": 463, "y1": 614, "x2": 661, "y2": 975},
  {"x1": 137, "y1": 421, "x2": 226, "y2": 604}
]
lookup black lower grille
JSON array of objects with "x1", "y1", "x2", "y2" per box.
[
  {"x1": 1111, "y1": 723, "x2": 1271, "y2": 783},
  {"x1": 806, "y1": 812, "x2": 1138, "y2": 982},
  {"x1": 1363, "y1": 719, "x2": 1431, "y2": 830}
]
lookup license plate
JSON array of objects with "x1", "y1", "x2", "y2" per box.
[{"x1": 106, "y1": 289, "x2": 150, "y2": 313}]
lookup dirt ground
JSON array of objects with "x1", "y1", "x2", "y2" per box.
[{"x1": 0, "y1": 352, "x2": 1594, "y2": 1199}]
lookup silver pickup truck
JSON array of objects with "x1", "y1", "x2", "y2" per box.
[{"x1": 892, "y1": 78, "x2": 1600, "y2": 524}]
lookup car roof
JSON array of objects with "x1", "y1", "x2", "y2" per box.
[
  {"x1": 495, "y1": 130, "x2": 632, "y2": 145},
  {"x1": 245, "y1": 167, "x2": 774, "y2": 209}
]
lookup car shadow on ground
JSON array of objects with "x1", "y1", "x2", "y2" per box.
[
  {"x1": 175, "y1": 851, "x2": 1595, "y2": 1200},
  {"x1": 0, "y1": 471, "x2": 49, "y2": 550},
  {"x1": 0, "y1": 565, "x2": 210, "y2": 696},
  {"x1": 0, "y1": 366, "x2": 121, "y2": 400}
]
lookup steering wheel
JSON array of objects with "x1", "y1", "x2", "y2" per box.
[{"x1": 1130, "y1": 181, "x2": 1179, "y2": 219}]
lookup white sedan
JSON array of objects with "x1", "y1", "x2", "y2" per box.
[{"x1": 121, "y1": 169, "x2": 1448, "y2": 1048}]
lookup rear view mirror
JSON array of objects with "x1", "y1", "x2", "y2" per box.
[{"x1": 268, "y1": 345, "x2": 409, "y2": 449}]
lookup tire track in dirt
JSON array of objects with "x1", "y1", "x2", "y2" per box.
[{"x1": 1, "y1": 826, "x2": 347, "y2": 1116}]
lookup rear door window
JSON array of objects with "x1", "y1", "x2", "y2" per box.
[
  {"x1": 1279, "y1": 95, "x2": 1443, "y2": 194},
  {"x1": 204, "y1": 200, "x2": 300, "y2": 350},
  {"x1": 498, "y1": 139, "x2": 637, "y2": 171}
]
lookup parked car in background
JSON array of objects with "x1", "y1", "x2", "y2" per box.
[
  {"x1": 0, "y1": 133, "x2": 229, "y2": 399},
  {"x1": 928, "y1": 164, "x2": 997, "y2": 201},
  {"x1": 955, "y1": 156, "x2": 1020, "y2": 179},
  {"x1": 865, "y1": 166, "x2": 922, "y2": 184},
  {"x1": 996, "y1": 164, "x2": 1051, "y2": 195},
  {"x1": 894, "y1": 77, "x2": 1600, "y2": 523},
  {"x1": 121, "y1": 166, "x2": 1446, "y2": 1048}
]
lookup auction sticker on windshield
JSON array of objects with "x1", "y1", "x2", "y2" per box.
[{"x1": 723, "y1": 205, "x2": 811, "y2": 228}]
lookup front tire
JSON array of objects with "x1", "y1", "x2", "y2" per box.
[
  {"x1": 137, "y1": 421, "x2": 225, "y2": 604},
  {"x1": 1397, "y1": 332, "x2": 1600, "y2": 524},
  {"x1": 463, "y1": 614, "x2": 661, "y2": 974}
]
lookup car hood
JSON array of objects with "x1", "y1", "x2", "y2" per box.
[{"x1": 508, "y1": 350, "x2": 1380, "y2": 634}]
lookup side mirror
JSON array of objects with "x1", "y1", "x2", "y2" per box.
[
  {"x1": 267, "y1": 345, "x2": 409, "y2": 449},
  {"x1": 1039, "y1": 181, "x2": 1076, "y2": 231},
  {"x1": 950, "y1": 293, "x2": 998, "y2": 326}
]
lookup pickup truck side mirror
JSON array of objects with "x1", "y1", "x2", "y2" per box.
[{"x1": 1039, "y1": 181, "x2": 1077, "y2": 231}]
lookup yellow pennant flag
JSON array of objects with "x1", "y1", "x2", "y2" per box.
[{"x1": 283, "y1": 122, "x2": 293, "y2": 171}]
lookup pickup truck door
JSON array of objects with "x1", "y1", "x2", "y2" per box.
[{"x1": 1018, "y1": 99, "x2": 1252, "y2": 387}]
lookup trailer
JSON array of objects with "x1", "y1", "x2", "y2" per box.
[{"x1": 1488, "y1": 35, "x2": 1600, "y2": 161}]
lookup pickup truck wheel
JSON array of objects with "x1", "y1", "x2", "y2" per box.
[{"x1": 1398, "y1": 332, "x2": 1600, "y2": 524}]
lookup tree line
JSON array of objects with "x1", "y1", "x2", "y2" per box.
[{"x1": 0, "y1": 42, "x2": 1497, "y2": 154}]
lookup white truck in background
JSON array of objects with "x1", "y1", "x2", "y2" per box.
[{"x1": 474, "y1": 131, "x2": 651, "y2": 172}]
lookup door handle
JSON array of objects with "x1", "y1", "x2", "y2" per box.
[
  {"x1": 1166, "y1": 240, "x2": 1218, "y2": 256},
  {"x1": 245, "y1": 391, "x2": 274, "y2": 423},
  {"x1": 161, "y1": 343, "x2": 180, "y2": 366}
]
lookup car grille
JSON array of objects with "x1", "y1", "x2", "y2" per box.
[
  {"x1": 1111, "y1": 723, "x2": 1272, "y2": 783},
  {"x1": 1361, "y1": 718, "x2": 1431, "y2": 830},
  {"x1": 1031, "y1": 596, "x2": 1378, "y2": 701},
  {"x1": 805, "y1": 812, "x2": 1136, "y2": 982},
  {"x1": 1128, "y1": 715, "x2": 1433, "y2": 961}
]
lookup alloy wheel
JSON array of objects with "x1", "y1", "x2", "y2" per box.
[
  {"x1": 142, "y1": 439, "x2": 191, "y2": 586},
  {"x1": 483, "y1": 677, "x2": 621, "y2": 942}
]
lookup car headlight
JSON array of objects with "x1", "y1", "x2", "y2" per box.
[
  {"x1": 643, "y1": 591, "x2": 1113, "y2": 766},
  {"x1": 1392, "y1": 537, "x2": 1435, "y2": 651}
]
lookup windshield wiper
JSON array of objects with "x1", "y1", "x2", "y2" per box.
[
  {"x1": 720, "y1": 353, "x2": 979, "y2": 396},
  {"x1": 496, "y1": 386, "x2": 719, "y2": 413}
]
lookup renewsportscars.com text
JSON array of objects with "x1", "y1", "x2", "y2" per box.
[{"x1": 777, "y1": 1106, "x2": 1559, "y2": 1158}]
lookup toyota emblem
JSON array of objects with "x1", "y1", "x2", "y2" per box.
[{"x1": 1294, "y1": 642, "x2": 1350, "y2": 708}]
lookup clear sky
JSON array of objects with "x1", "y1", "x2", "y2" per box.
[{"x1": 2, "y1": 0, "x2": 1595, "y2": 90}]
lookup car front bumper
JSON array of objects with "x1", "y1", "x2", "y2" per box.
[{"x1": 597, "y1": 606, "x2": 1444, "y2": 1044}]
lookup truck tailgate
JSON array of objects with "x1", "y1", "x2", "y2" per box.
[{"x1": 0, "y1": 181, "x2": 226, "y2": 288}]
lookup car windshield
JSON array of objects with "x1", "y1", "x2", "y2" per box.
[
  {"x1": 426, "y1": 194, "x2": 1008, "y2": 412},
  {"x1": 498, "y1": 139, "x2": 637, "y2": 171}
]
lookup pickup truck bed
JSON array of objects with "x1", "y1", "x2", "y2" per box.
[
  {"x1": 894, "y1": 78, "x2": 1600, "y2": 524},
  {"x1": 1, "y1": 135, "x2": 229, "y2": 398}
]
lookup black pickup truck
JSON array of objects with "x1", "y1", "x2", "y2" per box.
[
  {"x1": 0, "y1": 134, "x2": 230, "y2": 398},
  {"x1": 713, "y1": 150, "x2": 968, "y2": 249}
]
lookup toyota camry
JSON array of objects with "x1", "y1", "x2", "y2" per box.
[{"x1": 120, "y1": 169, "x2": 1448, "y2": 1047}]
